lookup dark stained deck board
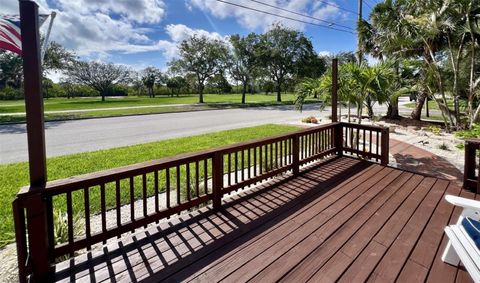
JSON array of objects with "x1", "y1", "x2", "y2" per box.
[
  {"x1": 243, "y1": 169, "x2": 404, "y2": 283},
  {"x1": 285, "y1": 172, "x2": 419, "y2": 283},
  {"x1": 51, "y1": 157, "x2": 473, "y2": 283},
  {"x1": 426, "y1": 187, "x2": 476, "y2": 283}
]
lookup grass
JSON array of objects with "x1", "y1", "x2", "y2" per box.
[
  {"x1": 404, "y1": 99, "x2": 468, "y2": 110},
  {"x1": 0, "y1": 93, "x2": 305, "y2": 113},
  {"x1": 0, "y1": 124, "x2": 300, "y2": 246},
  {"x1": 0, "y1": 93, "x2": 317, "y2": 124}
]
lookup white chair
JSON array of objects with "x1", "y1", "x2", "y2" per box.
[{"x1": 442, "y1": 195, "x2": 480, "y2": 282}]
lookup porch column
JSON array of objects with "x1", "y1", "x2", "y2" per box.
[{"x1": 19, "y1": 1, "x2": 51, "y2": 281}]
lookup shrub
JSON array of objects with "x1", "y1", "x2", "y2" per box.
[
  {"x1": 0, "y1": 86, "x2": 22, "y2": 100},
  {"x1": 301, "y1": 116, "x2": 319, "y2": 124},
  {"x1": 53, "y1": 208, "x2": 83, "y2": 262},
  {"x1": 438, "y1": 143, "x2": 449, "y2": 151},
  {"x1": 456, "y1": 124, "x2": 480, "y2": 139},
  {"x1": 427, "y1": 125, "x2": 442, "y2": 136}
]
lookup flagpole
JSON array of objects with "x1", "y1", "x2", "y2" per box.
[{"x1": 40, "y1": 11, "x2": 55, "y2": 62}]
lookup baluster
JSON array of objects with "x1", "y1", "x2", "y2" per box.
[
  {"x1": 204, "y1": 159, "x2": 208, "y2": 195},
  {"x1": 142, "y1": 174, "x2": 147, "y2": 225},
  {"x1": 100, "y1": 184, "x2": 106, "y2": 244},
  {"x1": 176, "y1": 165, "x2": 181, "y2": 206},
  {"x1": 241, "y1": 150, "x2": 245, "y2": 184},
  {"x1": 259, "y1": 145, "x2": 263, "y2": 174},
  {"x1": 129, "y1": 177, "x2": 135, "y2": 232},
  {"x1": 270, "y1": 143, "x2": 273, "y2": 171},
  {"x1": 186, "y1": 163, "x2": 191, "y2": 201},
  {"x1": 228, "y1": 153, "x2": 231, "y2": 186},
  {"x1": 254, "y1": 146, "x2": 257, "y2": 177},
  {"x1": 166, "y1": 168, "x2": 170, "y2": 209},
  {"x1": 195, "y1": 161, "x2": 200, "y2": 198},
  {"x1": 369, "y1": 130, "x2": 373, "y2": 155},
  {"x1": 154, "y1": 171, "x2": 159, "y2": 215},
  {"x1": 363, "y1": 129, "x2": 366, "y2": 153},
  {"x1": 279, "y1": 140, "x2": 283, "y2": 167},
  {"x1": 235, "y1": 151, "x2": 238, "y2": 184},
  {"x1": 116, "y1": 180, "x2": 121, "y2": 232},
  {"x1": 84, "y1": 188, "x2": 91, "y2": 250},
  {"x1": 66, "y1": 191, "x2": 74, "y2": 256},
  {"x1": 248, "y1": 148, "x2": 251, "y2": 180}
]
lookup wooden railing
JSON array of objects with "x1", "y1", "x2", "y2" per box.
[
  {"x1": 13, "y1": 122, "x2": 389, "y2": 282},
  {"x1": 464, "y1": 139, "x2": 480, "y2": 192}
]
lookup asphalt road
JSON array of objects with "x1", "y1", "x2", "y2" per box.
[
  {"x1": 0, "y1": 97, "x2": 432, "y2": 164},
  {"x1": 0, "y1": 104, "x2": 324, "y2": 164}
]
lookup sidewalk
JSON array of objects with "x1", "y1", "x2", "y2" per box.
[
  {"x1": 389, "y1": 138, "x2": 463, "y2": 186},
  {"x1": 0, "y1": 103, "x2": 197, "y2": 116}
]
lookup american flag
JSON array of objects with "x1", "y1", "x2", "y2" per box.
[{"x1": 0, "y1": 14, "x2": 49, "y2": 55}]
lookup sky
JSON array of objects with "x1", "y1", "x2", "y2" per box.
[{"x1": 2, "y1": 0, "x2": 378, "y2": 73}]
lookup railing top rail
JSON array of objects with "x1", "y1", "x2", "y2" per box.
[
  {"x1": 340, "y1": 122, "x2": 387, "y2": 131},
  {"x1": 16, "y1": 122, "x2": 341, "y2": 197},
  {"x1": 466, "y1": 138, "x2": 480, "y2": 145}
]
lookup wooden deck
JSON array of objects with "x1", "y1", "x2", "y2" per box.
[{"x1": 53, "y1": 157, "x2": 474, "y2": 283}]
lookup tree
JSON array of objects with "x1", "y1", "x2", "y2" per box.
[
  {"x1": 0, "y1": 41, "x2": 74, "y2": 89},
  {"x1": 66, "y1": 61, "x2": 131, "y2": 101},
  {"x1": 169, "y1": 35, "x2": 229, "y2": 103},
  {"x1": 207, "y1": 73, "x2": 232, "y2": 94},
  {"x1": 0, "y1": 51, "x2": 23, "y2": 88},
  {"x1": 166, "y1": 76, "x2": 187, "y2": 96},
  {"x1": 257, "y1": 24, "x2": 317, "y2": 102},
  {"x1": 229, "y1": 33, "x2": 259, "y2": 103},
  {"x1": 141, "y1": 67, "x2": 164, "y2": 98}
]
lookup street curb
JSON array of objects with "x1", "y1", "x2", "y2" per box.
[{"x1": 0, "y1": 102, "x2": 317, "y2": 126}]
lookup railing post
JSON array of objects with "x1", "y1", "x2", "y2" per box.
[
  {"x1": 380, "y1": 127, "x2": 390, "y2": 166},
  {"x1": 464, "y1": 139, "x2": 479, "y2": 191},
  {"x1": 293, "y1": 135, "x2": 300, "y2": 175},
  {"x1": 24, "y1": 192, "x2": 51, "y2": 282},
  {"x1": 212, "y1": 152, "x2": 224, "y2": 209},
  {"x1": 335, "y1": 123, "x2": 343, "y2": 157}
]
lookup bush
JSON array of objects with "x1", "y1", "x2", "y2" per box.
[
  {"x1": 427, "y1": 125, "x2": 442, "y2": 136},
  {"x1": 456, "y1": 124, "x2": 480, "y2": 139},
  {"x1": 302, "y1": 116, "x2": 319, "y2": 124},
  {"x1": 0, "y1": 86, "x2": 22, "y2": 100},
  {"x1": 438, "y1": 143, "x2": 449, "y2": 151}
]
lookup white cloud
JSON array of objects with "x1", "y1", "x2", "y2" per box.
[
  {"x1": 2, "y1": 0, "x2": 226, "y2": 62},
  {"x1": 187, "y1": 0, "x2": 345, "y2": 31},
  {"x1": 2, "y1": 0, "x2": 167, "y2": 58}
]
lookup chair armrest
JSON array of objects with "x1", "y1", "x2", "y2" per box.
[{"x1": 445, "y1": 195, "x2": 480, "y2": 211}]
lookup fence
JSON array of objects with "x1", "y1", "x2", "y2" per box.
[{"x1": 13, "y1": 122, "x2": 389, "y2": 282}]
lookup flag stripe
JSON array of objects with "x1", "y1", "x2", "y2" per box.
[{"x1": 0, "y1": 15, "x2": 22, "y2": 55}]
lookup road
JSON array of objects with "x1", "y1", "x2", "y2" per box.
[{"x1": 0, "y1": 97, "x2": 431, "y2": 164}]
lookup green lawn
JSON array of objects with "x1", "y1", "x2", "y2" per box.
[
  {"x1": 0, "y1": 93, "x2": 305, "y2": 113},
  {"x1": 0, "y1": 93, "x2": 316, "y2": 124},
  {"x1": 0, "y1": 124, "x2": 300, "y2": 246},
  {"x1": 404, "y1": 99, "x2": 468, "y2": 110}
]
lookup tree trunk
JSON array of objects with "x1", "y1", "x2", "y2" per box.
[
  {"x1": 386, "y1": 99, "x2": 399, "y2": 119},
  {"x1": 101, "y1": 93, "x2": 105, "y2": 101},
  {"x1": 411, "y1": 92, "x2": 426, "y2": 120},
  {"x1": 241, "y1": 82, "x2": 247, "y2": 104},
  {"x1": 276, "y1": 83, "x2": 282, "y2": 102},
  {"x1": 365, "y1": 97, "x2": 374, "y2": 118},
  {"x1": 198, "y1": 85, "x2": 204, "y2": 103},
  {"x1": 348, "y1": 103, "x2": 351, "y2": 123}
]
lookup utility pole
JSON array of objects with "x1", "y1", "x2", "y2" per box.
[{"x1": 357, "y1": 0, "x2": 363, "y2": 65}]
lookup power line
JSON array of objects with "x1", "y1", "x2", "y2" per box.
[
  {"x1": 314, "y1": 0, "x2": 358, "y2": 15},
  {"x1": 245, "y1": 0, "x2": 354, "y2": 31},
  {"x1": 363, "y1": 0, "x2": 374, "y2": 10},
  {"x1": 214, "y1": 0, "x2": 355, "y2": 34}
]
